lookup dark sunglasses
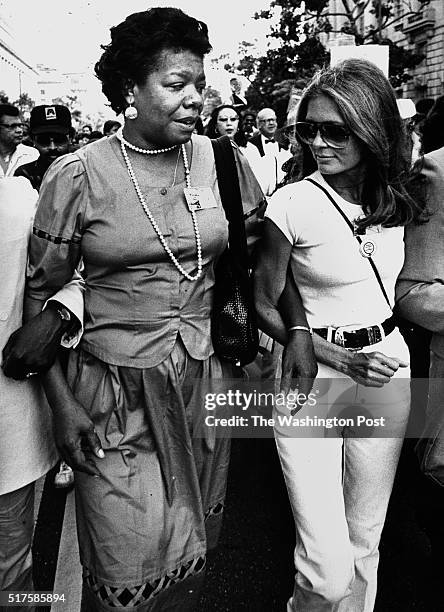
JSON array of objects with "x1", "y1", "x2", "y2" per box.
[
  {"x1": 295, "y1": 121, "x2": 351, "y2": 148},
  {"x1": 35, "y1": 134, "x2": 69, "y2": 146}
]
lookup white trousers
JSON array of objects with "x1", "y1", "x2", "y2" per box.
[{"x1": 276, "y1": 330, "x2": 411, "y2": 612}]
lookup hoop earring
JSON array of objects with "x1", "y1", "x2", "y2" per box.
[{"x1": 125, "y1": 102, "x2": 138, "y2": 120}]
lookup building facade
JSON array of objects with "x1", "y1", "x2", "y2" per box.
[
  {"x1": 0, "y1": 16, "x2": 39, "y2": 103},
  {"x1": 389, "y1": 0, "x2": 444, "y2": 101},
  {"x1": 324, "y1": 0, "x2": 444, "y2": 103}
]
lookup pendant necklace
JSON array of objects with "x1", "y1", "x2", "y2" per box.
[{"x1": 119, "y1": 137, "x2": 203, "y2": 281}]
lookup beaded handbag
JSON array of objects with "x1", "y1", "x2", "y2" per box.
[{"x1": 211, "y1": 136, "x2": 259, "y2": 366}]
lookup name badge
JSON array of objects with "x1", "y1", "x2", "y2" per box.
[{"x1": 184, "y1": 187, "x2": 218, "y2": 212}]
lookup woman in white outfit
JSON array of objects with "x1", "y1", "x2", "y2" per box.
[{"x1": 255, "y1": 59, "x2": 426, "y2": 611}]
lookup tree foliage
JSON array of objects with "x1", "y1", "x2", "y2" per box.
[
  {"x1": 238, "y1": 0, "x2": 430, "y2": 122},
  {"x1": 12, "y1": 92, "x2": 35, "y2": 117},
  {"x1": 52, "y1": 94, "x2": 83, "y2": 124}
]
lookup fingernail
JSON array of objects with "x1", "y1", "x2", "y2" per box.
[{"x1": 97, "y1": 449, "x2": 105, "y2": 459}]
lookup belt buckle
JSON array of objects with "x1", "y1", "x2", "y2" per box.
[
  {"x1": 335, "y1": 325, "x2": 362, "y2": 350},
  {"x1": 334, "y1": 327, "x2": 346, "y2": 347},
  {"x1": 367, "y1": 324, "x2": 383, "y2": 345}
]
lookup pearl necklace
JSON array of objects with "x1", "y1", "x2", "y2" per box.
[
  {"x1": 120, "y1": 140, "x2": 203, "y2": 281},
  {"x1": 116, "y1": 127, "x2": 178, "y2": 155}
]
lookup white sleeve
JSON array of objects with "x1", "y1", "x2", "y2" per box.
[
  {"x1": 44, "y1": 267, "x2": 84, "y2": 348},
  {"x1": 264, "y1": 184, "x2": 301, "y2": 244}
]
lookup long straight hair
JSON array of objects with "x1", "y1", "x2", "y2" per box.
[{"x1": 296, "y1": 59, "x2": 426, "y2": 229}]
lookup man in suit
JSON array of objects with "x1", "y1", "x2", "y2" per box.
[
  {"x1": 228, "y1": 77, "x2": 248, "y2": 112},
  {"x1": 396, "y1": 145, "x2": 444, "y2": 593},
  {"x1": 247, "y1": 108, "x2": 291, "y2": 196}
]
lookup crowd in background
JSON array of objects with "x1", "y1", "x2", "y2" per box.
[{"x1": 6, "y1": 93, "x2": 444, "y2": 191}]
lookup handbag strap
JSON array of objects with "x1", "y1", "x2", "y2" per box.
[
  {"x1": 305, "y1": 177, "x2": 391, "y2": 308},
  {"x1": 211, "y1": 136, "x2": 248, "y2": 261}
]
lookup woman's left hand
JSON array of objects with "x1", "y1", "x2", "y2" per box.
[{"x1": 53, "y1": 399, "x2": 105, "y2": 477}]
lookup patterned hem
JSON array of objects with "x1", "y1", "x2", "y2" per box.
[{"x1": 83, "y1": 556, "x2": 206, "y2": 608}]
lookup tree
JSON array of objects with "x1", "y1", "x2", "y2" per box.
[
  {"x1": 202, "y1": 86, "x2": 223, "y2": 121},
  {"x1": 0, "y1": 91, "x2": 10, "y2": 104},
  {"x1": 12, "y1": 92, "x2": 35, "y2": 118},
  {"x1": 52, "y1": 94, "x2": 83, "y2": 126},
  {"x1": 239, "y1": 0, "x2": 429, "y2": 122}
]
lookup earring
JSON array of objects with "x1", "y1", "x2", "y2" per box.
[
  {"x1": 124, "y1": 93, "x2": 138, "y2": 120},
  {"x1": 125, "y1": 102, "x2": 138, "y2": 120}
]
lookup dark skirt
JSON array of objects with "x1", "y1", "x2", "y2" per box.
[{"x1": 67, "y1": 340, "x2": 233, "y2": 611}]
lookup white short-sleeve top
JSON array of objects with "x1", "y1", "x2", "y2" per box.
[{"x1": 265, "y1": 171, "x2": 405, "y2": 329}]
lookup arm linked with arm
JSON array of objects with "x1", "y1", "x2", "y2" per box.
[
  {"x1": 24, "y1": 156, "x2": 104, "y2": 475},
  {"x1": 2, "y1": 157, "x2": 86, "y2": 379},
  {"x1": 254, "y1": 218, "x2": 317, "y2": 394},
  {"x1": 2, "y1": 273, "x2": 84, "y2": 380}
]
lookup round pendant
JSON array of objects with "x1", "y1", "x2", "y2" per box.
[{"x1": 359, "y1": 239, "x2": 376, "y2": 258}]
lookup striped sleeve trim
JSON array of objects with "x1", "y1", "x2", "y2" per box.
[{"x1": 33, "y1": 227, "x2": 81, "y2": 245}]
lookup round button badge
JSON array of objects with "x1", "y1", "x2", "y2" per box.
[{"x1": 359, "y1": 239, "x2": 376, "y2": 258}]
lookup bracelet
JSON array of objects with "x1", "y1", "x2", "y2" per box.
[{"x1": 288, "y1": 325, "x2": 313, "y2": 335}]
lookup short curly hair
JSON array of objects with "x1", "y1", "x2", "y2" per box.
[{"x1": 95, "y1": 8, "x2": 212, "y2": 114}]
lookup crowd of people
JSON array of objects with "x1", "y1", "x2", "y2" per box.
[{"x1": 1, "y1": 5, "x2": 444, "y2": 612}]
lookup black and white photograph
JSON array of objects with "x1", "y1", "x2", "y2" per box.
[{"x1": 1, "y1": 1, "x2": 444, "y2": 610}]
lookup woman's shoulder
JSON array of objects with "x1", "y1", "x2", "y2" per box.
[
  {"x1": 42, "y1": 152, "x2": 87, "y2": 184},
  {"x1": 191, "y1": 133, "x2": 212, "y2": 151},
  {"x1": 266, "y1": 176, "x2": 328, "y2": 230},
  {"x1": 272, "y1": 176, "x2": 321, "y2": 204}
]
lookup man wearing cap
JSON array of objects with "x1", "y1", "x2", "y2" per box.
[
  {"x1": 14, "y1": 105, "x2": 71, "y2": 191},
  {"x1": 246, "y1": 107, "x2": 291, "y2": 196},
  {"x1": 0, "y1": 104, "x2": 38, "y2": 178}
]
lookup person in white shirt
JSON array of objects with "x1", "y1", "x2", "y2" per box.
[
  {"x1": 0, "y1": 104, "x2": 38, "y2": 177},
  {"x1": 0, "y1": 176, "x2": 84, "y2": 607},
  {"x1": 246, "y1": 107, "x2": 292, "y2": 196},
  {"x1": 255, "y1": 59, "x2": 426, "y2": 612}
]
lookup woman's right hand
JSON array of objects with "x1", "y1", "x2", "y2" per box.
[
  {"x1": 343, "y1": 351, "x2": 409, "y2": 387},
  {"x1": 53, "y1": 398, "x2": 105, "y2": 477},
  {"x1": 280, "y1": 331, "x2": 318, "y2": 397}
]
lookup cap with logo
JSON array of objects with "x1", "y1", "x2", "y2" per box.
[{"x1": 30, "y1": 105, "x2": 72, "y2": 135}]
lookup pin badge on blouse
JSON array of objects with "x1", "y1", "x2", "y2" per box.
[
  {"x1": 184, "y1": 187, "x2": 202, "y2": 212},
  {"x1": 359, "y1": 239, "x2": 376, "y2": 258}
]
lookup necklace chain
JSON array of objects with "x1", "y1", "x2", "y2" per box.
[
  {"x1": 120, "y1": 140, "x2": 203, "y2": 281},
  {"x1": 116, "y1": 127, "x2": 179, "y2": 155},
  {"x1": 171, "y1": 148, "x2": 181, "y2": 188}
]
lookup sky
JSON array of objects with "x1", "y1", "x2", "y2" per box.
[{"x1": 2, "y1": 0, "x2": 274, "y2": 72}]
